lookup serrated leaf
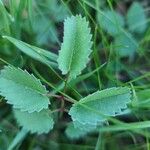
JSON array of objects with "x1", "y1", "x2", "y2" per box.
[
  {"x1": 127, "y1": 2, "x2": 147, "y2": 34},
  {"x1": 57, "y1": 15, "x2": 93, "y2": 79},
  {"x1": 0, "y1": 66, "x2": 49, "y2": 112},
  {"x1": 69, "y1": 87, "x2": 131, "y2": 126},
  {"x1": 3, "y1": 36, "x2": 58, "y2": 68},
  {"x1": 14, "y1": 109, "x2": 54, "y2": 134},
  {"x1": 97, "y1": 10, "x2": 125, "y2": 36},
  {"x1": 114, "y1": 33, "x2": 138, "y2": 57}
]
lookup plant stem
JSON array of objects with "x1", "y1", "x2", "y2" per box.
[
  {"x1": 60, "y1": 73, "x2": 70, "y2": 118},
  {"x1": 31, "y1": 63, "x2": 77, "y2": 103}
]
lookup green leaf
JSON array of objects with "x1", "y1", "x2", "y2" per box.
[
  {"x1": 2, "y1": 36, "x2": 58, "y2": 68},
  {"x1": 69, "y1": 87, "x2": 131, "y2": 126},
  {"x1": 29, "y1": 0, "x2": 68, "y2": 45},
  {"x1": 73, "y1": 120, "x2": 98, "y2": 132},
  {"x1": 97, "y1": 10, "x2": 125, "y2": 36},
  {"x1": 57, "y1": 15, "x2": 93, "y2": 79},
  {"x1": 33, "y1": 16, "x2": 59, "y2": 45},
  {"x1": 46, "y1": 0, "x2": 68, "y2": 22},
  {"x1": 114, "y1": 33, "x2": 138, "y2": 57},
  {"x1": 14, "y1": 109, "x2": 54, "y2": 134},
  {"x1": 0, "y1": 66, "x2": 49, "y2": 112},
  {"x1": 65, "y1": 123, "x2": 90, "y2": 139},
  {"x1": 127, "y1": 2, "x2": 147, "y2": 34}
]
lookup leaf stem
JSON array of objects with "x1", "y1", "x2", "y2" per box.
[
  {"x1": 31, "y1": 63, "x2": 77, "y2": 104},
  {"x1": 46, "y1": 93, "x2": 74, "y2": 104}
]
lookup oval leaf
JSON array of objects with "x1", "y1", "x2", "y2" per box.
[
  {"x1": 127, "y1": 2, "x2": 147, "y2": 34},
  {"x1": 57, "y1": 15, "x2": 93, "y2": 79}
]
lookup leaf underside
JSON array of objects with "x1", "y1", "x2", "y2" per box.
[
  {"x1": 14, "y1": 109, "x2": 54, "y2": 134},
  {"x1": 69, "y1": 87, "x2": 131, "y2": 126},
  {"x1": 57, "y1": 15, "x2": 93, "y2": 79},
  {"x1": 65, "y1": 123, "x2": 89, "y2": 139},
  {"x1": 73, "y1": 120, "x2": 98, "y2": 133},
  {"x1": 0, "y1": 66, "x2": 49, "y2": 112}
]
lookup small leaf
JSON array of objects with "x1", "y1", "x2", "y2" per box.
[
  {"x1": 114, "y1": 33, "x2": 138, "y2": 57},
  {"x1": 127, "y1": 2, "x2": 147, "y2": 34},
  {"x1": 65, "y1": 123, "x2": 89, "y2": 139},
  {"x1": 0, "y1": 66, "x2": 49, "y2": 112},
  {"x1": 97, "y1": 10, "x2": 125, "y2": 36},
  {"x1": 3, "y1": 36, "x2": 58, "y2": 68},
  {"x1": 69, "y1": 87, "x2": 131, "y2": 126},
  {"x1": 57, "y1": 15, "x2": 93, "y2": 79},
  {"x1": 14, "y1": 109, "x2": 54, "y2": 134}
]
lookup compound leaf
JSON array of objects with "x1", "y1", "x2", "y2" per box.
[
  {"x1": 127, "y1": 2, "x2": 147, "y2": 34},
  {"x1": 57, "y1": 15, "x2": 93, "y2": 79},
  {"x1": 69, "y1": 87, "x2": 131, "y2": 126},
  {"x1": 14, "y1": 109, "x2": 54, "y2": 134},
  {"x1": 0, "y1": 66, "x2": 49, "y2": 112}
]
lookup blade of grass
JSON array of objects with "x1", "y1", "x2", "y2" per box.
[{"x1": 8, "y1": 129, "x2": 28, "y2": 150}]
